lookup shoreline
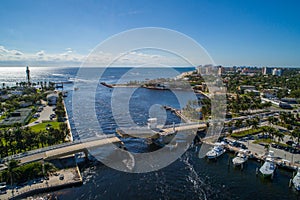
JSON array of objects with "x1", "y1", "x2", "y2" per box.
[
  {"x1": 1, "y1": 92, "x2": 83, "y2": 200},
  {"x1": 8, "y1": 166, "x2": 83, "y2": 200}
]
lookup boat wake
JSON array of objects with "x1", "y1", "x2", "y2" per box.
[{"x1": 180, "y1": 152, "x2": 208, "y2": 200}]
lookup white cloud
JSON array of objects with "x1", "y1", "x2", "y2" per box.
[
  {"x1": 0, "y1": 46, "x2": 9, "y2": 53},
  {"x1": 0, "y1": 45, "x2": 188, "y2": 67},
  {"x1": 36, "y1": 50, "x2": 45, "y2": 56},
  {"x1": 65, "y1": 48, "x2": 73, "y2": 53},
  {"x1": 13, "y1": 50, "x2": 23, "y2": 56},
  {"x1": 0, "y1": 46, "x2": 23, "y2": 56}
]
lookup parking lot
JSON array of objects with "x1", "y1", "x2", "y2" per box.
[{"x1": 27, "y1": 104, "x2": 56, "y2": 127}]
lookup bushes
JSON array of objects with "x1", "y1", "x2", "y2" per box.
[{"x1": 231, "y1": 128, "x2": 263, "y2": 138}]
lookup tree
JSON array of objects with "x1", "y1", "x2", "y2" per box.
[
  {"x1": 292, "y1": 128, "x2": 300, "y2": 143},
  {"x1": 235, "y1": 119, "x2": 243, "y2": 129},
  {"x1": 274, "y1": 130, "x2": 284, "y2": 143},
  {"x1": 252, "y1": 118, "x2": 259, "y2": 129},
  {"x1": 59, "y1": 123, "x2": 69, "y2": 142},
  {"x1": 5, "y1": 159, "x2": 20, "y2": 186}
]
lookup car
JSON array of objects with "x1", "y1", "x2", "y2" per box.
[
  {"x1": 286, "y1": 141, "x2": 294, "y2": 146},
  {"x1": 59, "y1": 174, "x2": 64, "y2": 180}
]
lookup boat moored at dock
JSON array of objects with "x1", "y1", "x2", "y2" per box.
[
  {"x1": 206, "y1": 143, "x2": 226, "y2": 159},
  {"x1": 259, "y1": 151, "x2": 276, "y2": 178},
  {"x1": 292, "y1": 168, "x2": 300, "y2": 191},
  {"x1": 232, "y1": 150, "x2": 249, "y2": 167}
]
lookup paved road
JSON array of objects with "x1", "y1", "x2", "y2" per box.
[{"x1": 1, "y1": 167, "x2": 81, "y2": 200}]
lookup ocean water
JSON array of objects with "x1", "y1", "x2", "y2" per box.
[{"x1": 0, "y1": 67, "x2": 299, "y2": 200}]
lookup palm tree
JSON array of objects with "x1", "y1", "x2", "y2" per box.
[
  {"x1": 274, "y1": 130, "x2": 284, "y2": 143},
  {"x1": 5, "y1": 159, "x2": 20, "y2": 186},
  {"x1": 245, "y1": 119, "x2": 251, "y2": 127},
  {"x1": 59, "y1": 123, "x2": 69, "y2": 142},
  {"x1": 252, "y1": 117, "x2": 260, "y2": 129},
  {"x1": 292, "y1": 128, "x2": 300, "y2": 144},
  {"x1": 235, "y1": 119, "x2": 243, "y2": 129},
  {"x1": 261, "y1": 126, "x2": 270, "y2": 138}
]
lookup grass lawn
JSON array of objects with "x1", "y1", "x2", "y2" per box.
[
  {"x1": 30, "y1": 121, "x2": 62, "y2": 132},
  {"x1": 231, "y1": 127, "x2": 263, "y2": 138},
  {"x1": 253, "y1": 138, "x2": 272, "y2": 144},
  {"x1": 28, "y1": 117, "x2": 38, "y2": 124}
]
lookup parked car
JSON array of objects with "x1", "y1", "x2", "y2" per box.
[
  {"x1": 286, "y1": 141, "x2": 294, "y2": 146},
  {"x1": 59, "y1": 174, "x2": 64, "y2": 180}
]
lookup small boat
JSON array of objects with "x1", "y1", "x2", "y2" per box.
[
  {"x1": 100, "y1": 82, "x2": 113, "y2": 88},
  {"x1": 259, "y1": 151, "x2": 276, "y2": 177},
  {"x1": 292, "y1": 168, "x2": 300, "y2": 191},
  {"x1": 232, "y1": 150, "x2": 248, "y2": 166},
  {"x1": 206, "y1": 143, "x2": 226, "y2": 159}
]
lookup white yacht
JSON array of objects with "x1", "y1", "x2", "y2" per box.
[
  {"x1": 232, "y1": 150, "x2": 248, "y2": 166},
  {"x1": 206, "y1": 143, "x2": 226, "y2": 159},
  {"x1": 259, "y1": 151, "x2": 276, "y2": 177},
  {"x1": 292, "y1": 168, "x2": 300, "y2": 191}
]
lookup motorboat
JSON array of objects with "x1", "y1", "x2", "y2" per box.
[
  {"x1": 232, "y1": 150, "x2": 248, "y2": 166},
  {"x1": 206, "y1": 143, "x2": 226, "y2": 159},
  {"x1": 292, "y1": 168, "x2": 300, "y2": 191},
  {"x1": 259, "y1": 151, "x2": 276, "y2": 177}
]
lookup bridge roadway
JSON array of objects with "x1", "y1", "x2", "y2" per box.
[
  {"x1": 2, "y1": 134, "x2": 121, "y2": 166},
  {"x1": 116, "y1": 122, "x2": 207, "y2": 139}
]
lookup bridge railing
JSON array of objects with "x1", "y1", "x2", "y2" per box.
[{"x1": 2, "y1": 134, "x2": 116, "y2": 162}]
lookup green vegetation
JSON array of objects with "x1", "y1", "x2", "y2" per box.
[
  {"x1": 55, "y1": 92, "x2": 66, "y2": 122},
  {"x1": 227, "y1": 93, "x2": 272, "y2": 113},
  {"x1": 0, "y1": 159, "x2": 57, "y2": 185},
  {"x1": 182, "y1": 100, "x2": 201, "y2": 121},
  {"x1": 231, "y1": 127, "x2": 263, "y2": 138},
  {"x1": 0, "y1": 84, "x2": 70, "y2": 159},
  {"x1": 253, "y1": 138, "x2": 273, "y2": 144},
  {"x1": 30, "y1": 121, "x2": 62, "y2": 132},
  {"x1": 0, "y1": 123, "x2": 69, "y2": 158}
]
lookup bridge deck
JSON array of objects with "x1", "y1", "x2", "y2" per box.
[
  {"x1": 116, "y1": 123, "x2": 207, "y2": 138},
  {"x1": 45, "y1": 137, "x2": 121, "y2": 159},
  {"x1": 16, "y1": 136, "x2": 121, "y2": 165}
]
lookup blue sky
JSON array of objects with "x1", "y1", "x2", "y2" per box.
[{"x1": 0, "y1": 0, "x2": 300, "y2": 67}]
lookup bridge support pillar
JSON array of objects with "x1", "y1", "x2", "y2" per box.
[{"x1": 83, "y1": 149, "x2": 89, "y2": 162}]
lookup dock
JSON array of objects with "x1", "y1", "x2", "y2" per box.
[{"x1": 201, "y1": 139, "x2": 299, "y2": 171}]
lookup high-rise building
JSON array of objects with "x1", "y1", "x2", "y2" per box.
[{"x1": 262, "y1": 67, "x2": 272, "y2": 75}]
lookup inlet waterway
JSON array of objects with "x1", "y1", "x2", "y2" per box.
[{"x1": 0, "y1": 67, "x2": 299, "y2": 200}]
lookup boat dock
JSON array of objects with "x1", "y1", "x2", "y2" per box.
[{"x1": 201, "y1": 139, "x2": 299, "y2": 171}]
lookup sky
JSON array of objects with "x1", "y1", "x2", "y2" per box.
[{"x1": 0, "y1": 0, "x2": 300, "y2": 67}]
